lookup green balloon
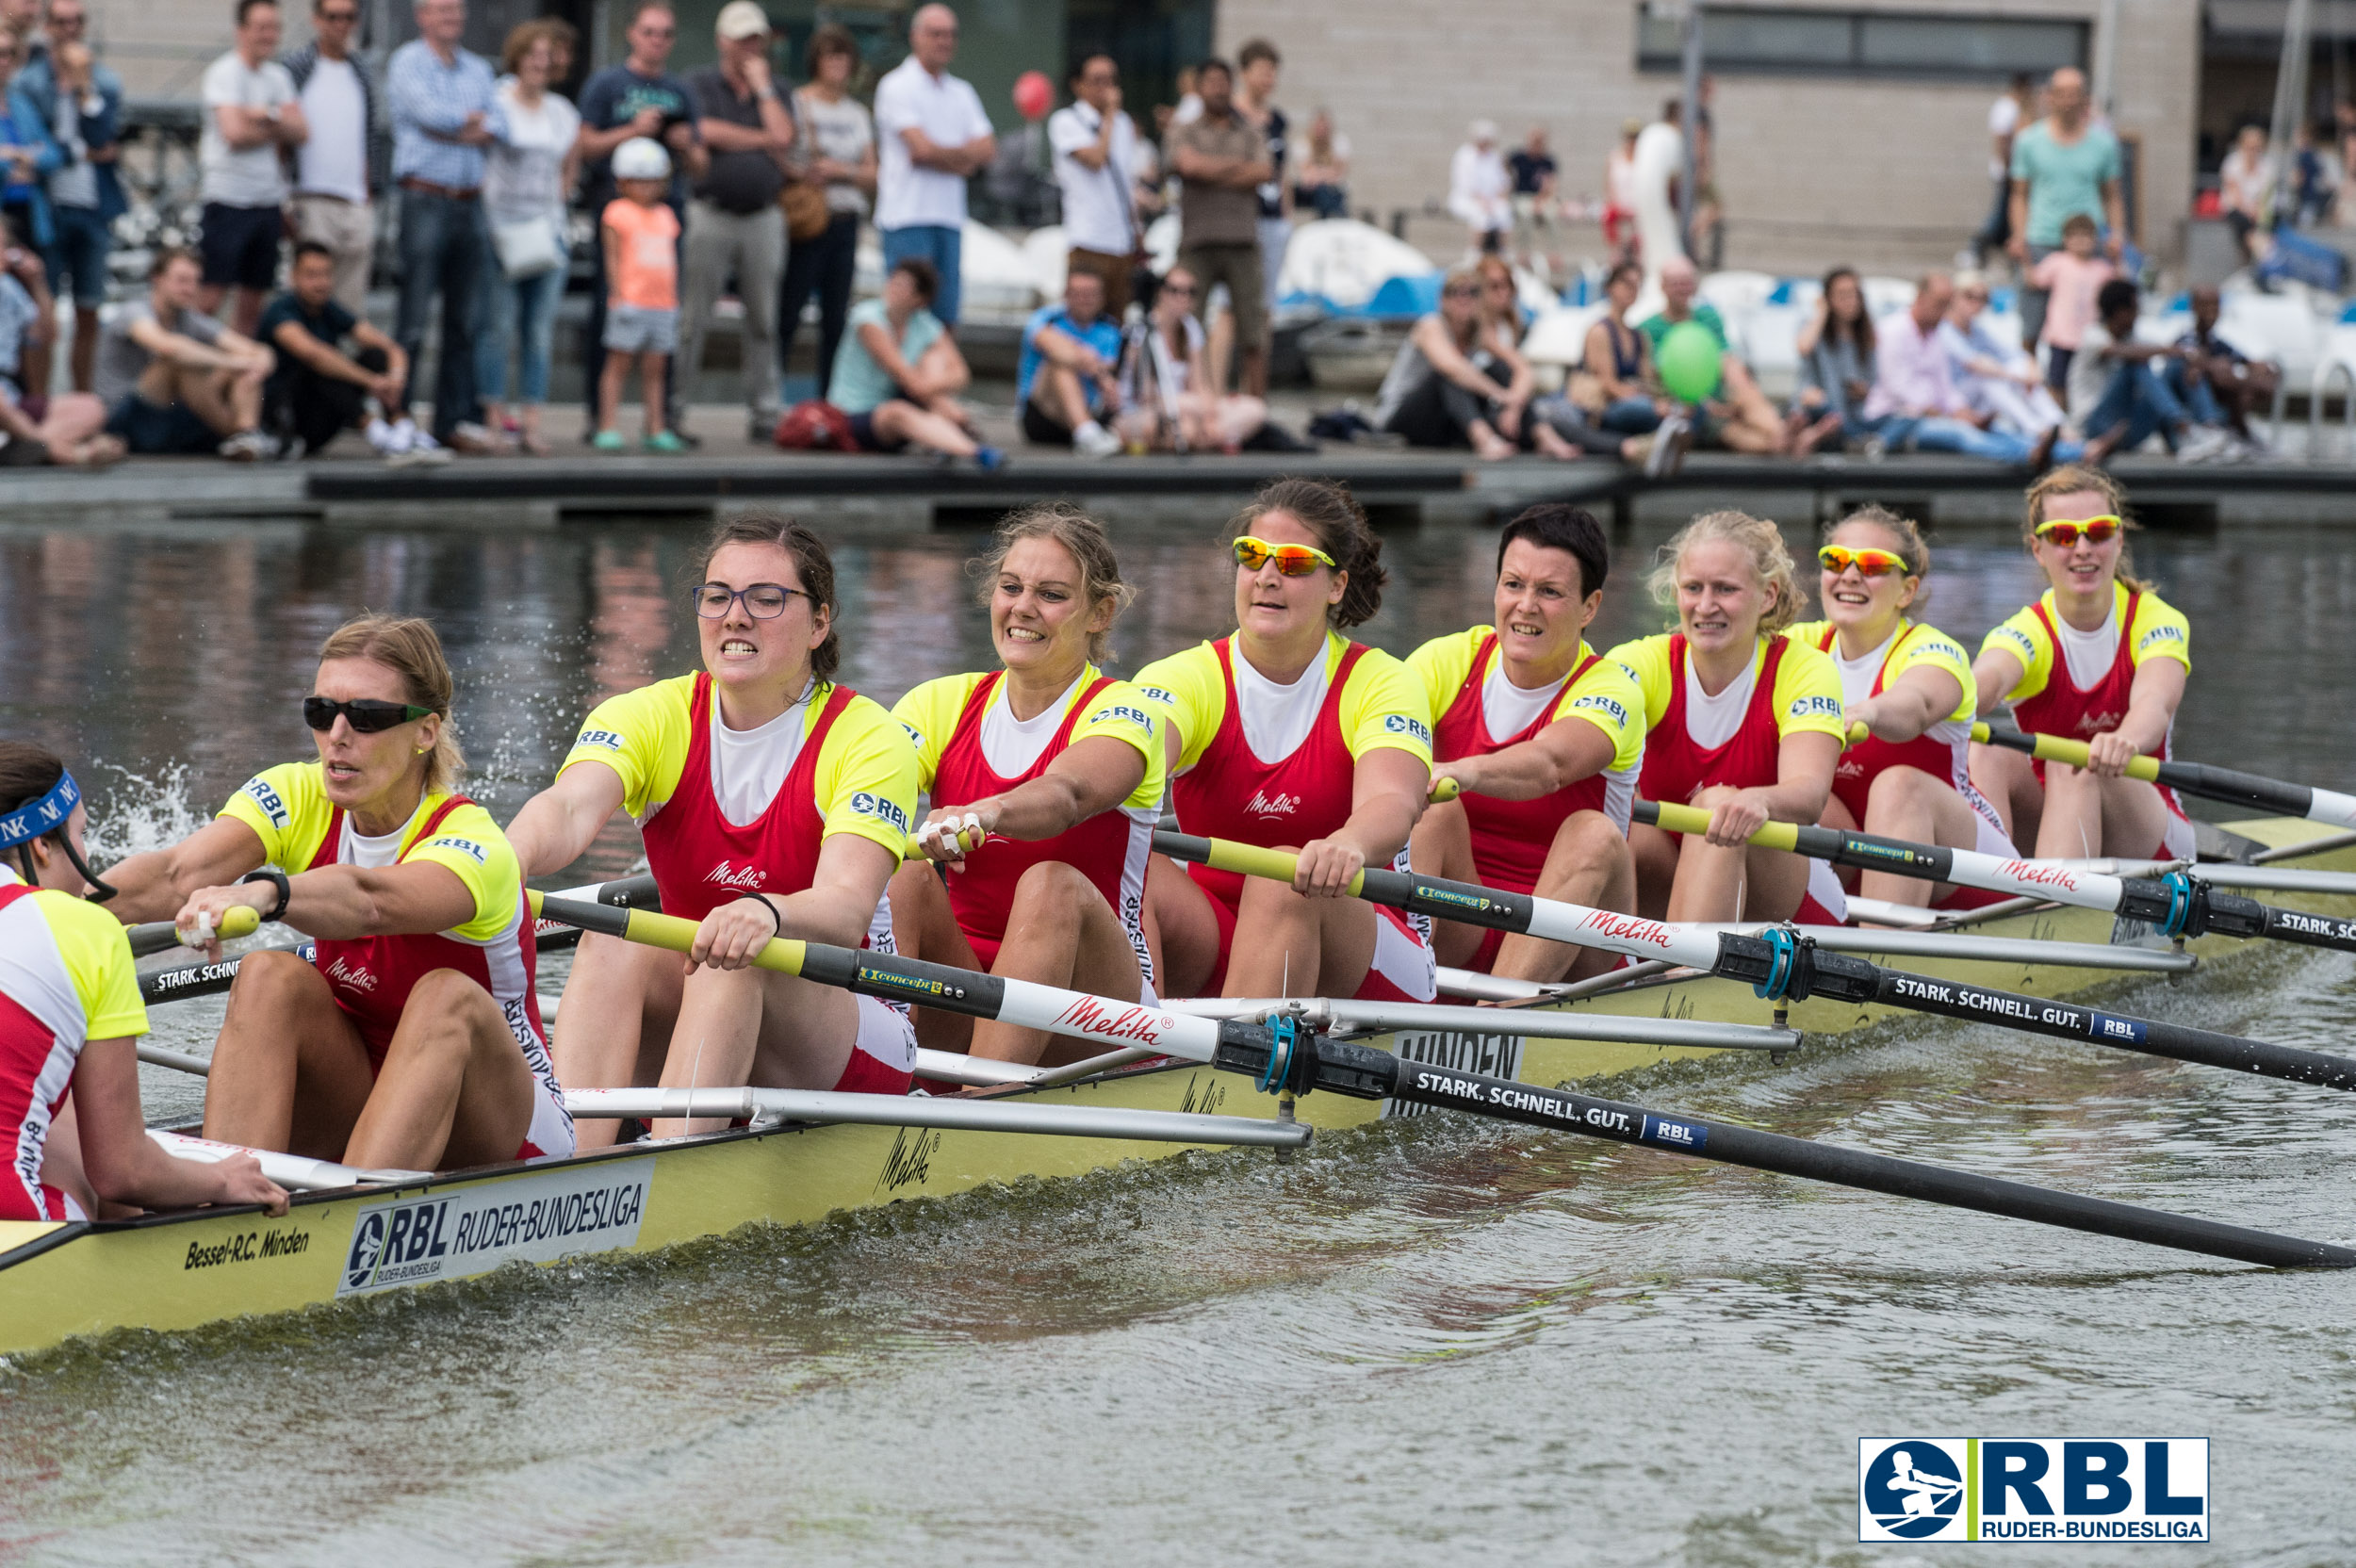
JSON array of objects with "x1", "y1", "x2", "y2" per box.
[{"x1": 1657, "y1": 320, "x2": 1724, "y2": 404}]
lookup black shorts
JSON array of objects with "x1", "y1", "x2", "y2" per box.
[
  {"x1": 199, "y1": 202, "x2": 284, "y2": 291},
  {"x1": 847, "y1": 403, "x2": 909, "y2": 453},
  {"x1": 1021, "y1": 399, "x2": 1073, "y2": 447},
  {"x1": 106, "y1": 394, "x2": 220, "y2": 455}
]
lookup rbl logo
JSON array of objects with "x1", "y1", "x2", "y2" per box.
[
  {"x1": 1858, "y1": 1438, "x2": 2208, "y2": 1543},
  {"x1": 850, "y1": 792, "x2": 910, "y2": 831},
  {"x1": 1383, "y1": 714, "x2": 1432, "y2": 743},
  {"x1": 242, "y1": 777, "x2": 290, "y2": 827},
  {"x1": 1091, "y1": 705, "x2": 1153, "y2": 732},
  {"x1": 1792, "y1": 694, "x2": 1844, "y2": 719},
  {"x1": 575, "y1": 728, "x2": 625, "y2": 753}
]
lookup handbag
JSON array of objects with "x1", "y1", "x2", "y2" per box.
[
  {"x1": 493, "y1": 214, "x2": 565, "y2": 280},
  {"x1": 779, "y1": 178, "x2": 830, "y2": 245}
]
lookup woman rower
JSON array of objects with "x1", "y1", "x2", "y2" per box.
[
  {"x1": 1969, "y1": 466, "x2": 2195, "y2": 861},
  {"x1": 1406, "y1": 503, "x2": 1645, "y2": 981},
  {"x1": 103, "y1": 616, "x2": 571, "y2": 1172},
  {"x1": 0, "y1": 744, "x2": 286, "y2": 1221},
  {"x1": 1137, "y1": 477, "x2": 1437, "y2": 1003},
  {"x1": 1617, "y1": 512, "x2": 1849, "y2": 923},
  {"x1": 888, "y1": 506, "x2": 1164, "y2": 1066},
  {"x1": 1785, "y1": 506, "x2": 2016, "y2": 909},
  {"x1": 505, "y1": 515, "x2": 921, "y2": 1144}
]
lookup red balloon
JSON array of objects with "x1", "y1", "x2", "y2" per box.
[{"x1": 1013, "y1": 69, "x2": 1052, "y2": 121}]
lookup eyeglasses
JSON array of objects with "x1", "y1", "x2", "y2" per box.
[
  {"x1": 1232, "y1": 536, "x2": 1336, "y2": 577},
  {"x1": 694, "y1": 582, "x2": 811, "y2": 619},
  {"x1": 1817, "y1": 545, "x2": 1910, "y2": 578},
  {"x1": 1442, "y1": 285, "x2": 1481, "y2": 300},
  {"x1": 315, "y1": 7, "x2": 356, "y2": 19},
  {"x1": 2034, "y1": 514, "x2": 2122, "y2": 547},
  {"x1": 1160, "y1": 282, "x2": 1197, "y2": 296},
  {"x1": 303, "y1": 696, "x2": 434, "y2": 733}
]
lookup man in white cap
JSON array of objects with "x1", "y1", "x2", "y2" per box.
[
  {"x1": 681, "y1": 0, "x2": 794, "y2": 439},
  {"x1": 1448, "y1": 118, "x2": 1510, "y2": 254}
]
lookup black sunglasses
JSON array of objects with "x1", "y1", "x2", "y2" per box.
[{"x1": 303, "y1": 696, "x2": 434, "y2": 733}]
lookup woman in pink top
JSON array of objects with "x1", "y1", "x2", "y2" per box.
[{"x1": 2027, "y1": 212, "x2": 2113, "y2": 394}]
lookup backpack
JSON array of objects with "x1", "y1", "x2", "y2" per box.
[{"x1": 773, "y1": 400, "x2": 857, "y2": 450}]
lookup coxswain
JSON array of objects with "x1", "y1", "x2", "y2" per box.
[
  {"x1": 1137, "y1": 478, "x2": 1437, "y2": 1003},
  {"x1": 889, "y1": 506, "x2": 1164, "y2": 1065},
  {"x1": 1969, "y1": 466, "x2": 2194, "y2": 860},
  {"x1": 102, "y1": 616, "x2": 570, "y2": 1172},
  {"x1": 1405, "y1": 503, "x2": 1645, "y2": 981},
  {"x1": 1786, "y1": 506, "x2": 2017, "y2": 909},
  {"x1": 0, "y1": 743, "x2": 286, "y2": 1221},
  {"x1": 505, "y1": 516, "x2": 922, "y2": 1143},
  {"x1": 1617, "y1": 512, "x2": 1849, "y2": 923}
]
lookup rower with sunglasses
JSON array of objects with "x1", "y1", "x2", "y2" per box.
[
  {"x1": 1786, "y1": 506, "x2": 2017, "y2": 911},
  {"x1": 505, "y1": 516, "x2": 921, "y2": 1146},
  {"x1": 1969, "y1": 466, "x2": 2195, "y2": 861},
  {"x1": 104, "y1": 615, "x2": 573, "y2": 1173},
  {"x1": 1134, "y1": 478, "x2": 1438, "y2": 1004}
]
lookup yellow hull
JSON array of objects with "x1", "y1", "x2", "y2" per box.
[{"x1": 4, "y1": 817, "x2": 2350, "y2": 1359}]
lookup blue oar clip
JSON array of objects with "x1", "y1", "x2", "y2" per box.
[
  {"x1": 2155, "y1": 870, "x2": 2197, "y2": 939},
  {"x1": 1751, "y1": 925, "x2": 1802, "y2": 1002},
  {"x1": 1259, "y1": 1011, "x2": 1302, "y2": 1094}
]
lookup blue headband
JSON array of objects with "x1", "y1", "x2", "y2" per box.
[{"x1": 0, "y1": 769, "x2": 81, "y2": 850}]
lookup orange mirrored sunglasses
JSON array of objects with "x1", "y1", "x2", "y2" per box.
[
  {"x1": 2034, "y1": 514, "x2": 2123, "y2": 547},
  {"x1": 1817, "y1": 545, "x2": 1909, "y2": 578},
  {"x1": 1232, "y1": 535, "x2": 1337, "y2": 576}
]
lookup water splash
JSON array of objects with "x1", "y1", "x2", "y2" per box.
[{"x1": 83, "y1": 759, "x2": 210, "y2": 862}]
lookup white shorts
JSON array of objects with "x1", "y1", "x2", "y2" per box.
[
  {"x1": 1364, "y1": 904, "x2": 1439, "y2": 1003},
  {"x1": 2157, "y1": 811, "x2": 2199, "y2": 863},
  {"x1": 508, "y1": 1003, "x2": 576, "y2": 1161},
  {"x1": 851, "y1": 991, "x2": 918, "y2": 1076},
  {"x1": 1971, "y1": 804, "x2": 2019, "y2": 859}
]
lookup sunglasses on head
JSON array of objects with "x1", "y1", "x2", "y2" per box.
[
  {"x1": 303, "y1": 696, "x2": 434, "y2": 733},
  {"x1": 2034, "y1": 514, "x2": 2122, "y2": 547},
  {"x1": 1232, "y1": 535, "x2": 1336, "y2": 577},
  {"x1": 1817, "y1": 545, "x2": 1909, "y2": 578}
]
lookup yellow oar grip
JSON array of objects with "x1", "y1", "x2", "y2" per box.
[
  {"x1": 1969, "y1": 723, "x2": 2163, "y2": 783},
  {"x1": 1194, "y1": 837, "x2": 1369, "y2": 897},
  {"x1": 1843, "y1": 720, "x2": 1870, "y2": 748},
  {"x1": 527, "y1": 890, "x2": 810, "y2": 977},
  {"x1": 1428, "y1": 776, "x2": 1462, "y2": 804},
  {"x1": 219, "y1": 906, "x2": 260, "y2": 941},
  {"x1": 1643, "y1": 800, "x2": 1800, "y2": 852}
]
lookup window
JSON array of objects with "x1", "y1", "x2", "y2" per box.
[{"x1": 1636, "y1": 5, "x2": 2088, "y2": 79}]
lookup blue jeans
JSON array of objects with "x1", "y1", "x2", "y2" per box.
[
  {"x1": 2083, "y1": 362, "x2": 2190, "y2": 451},
  {"x1": 881, "y1": 222, "x2": 962, "y2": 326},
  {"x1": 395, "y1": 187, "x2": 488, "y2": 440},
  {"x1": 2159, "y1": 359, "x2": 2225, "y2": 427},
  {"x1": 1598, "y1": 396, "x2": 1661, "y2": 434},
  {"x1": 475, "y1": 251, "x2": 564, "y2": 406},
  {"x1": 1878, "y1": 414, "x2": 2075, "y2": 464}
]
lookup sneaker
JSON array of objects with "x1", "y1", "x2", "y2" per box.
[
  {"x1": 643, "y1": 430, "x2": 689, "y2": 453},
  {"x1": 448, "y1": 421, "x2": 502, "y2": 455},
  {"x1": 217, "y1": 429, "x2": 271, "y2": 462},
  {"x1": 971, "y1": 445, "x2": 1008, "y2": 471},
  {"x1": 2175, "y1": 425, "x2": 2235, "y2": 465},
  {"x1": 1644, "y1": 414, "x2": 1689, "y2": 479},
  {"x1": 366, "y1": 416, "x2": 401, "y2": 457},
  {"x1": 1072, "y1": 419, "x2": 1121, "y2": 459},
  {"x1": 402, "y1": 428, "x2": 452, "y2": 466},
  {"x1": 592, "y1": 429, "x2": 630, "y2": 452}
]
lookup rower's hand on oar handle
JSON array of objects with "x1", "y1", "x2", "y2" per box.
[
  {"x1": 1293, "y1": 837, "x2": 1366, "y2": 898},
  {"x1": 2081, "y1": 729, "x2": 2146, "y2": 779},
  {"x1": 217, "y1": 1152, "x2": 291, "y2": 1217},
  {"x1": 913, "y1": 805, "x2": 993, "y2": 869},
  {"x1": 1426, "y1": 772, "x2": 1463, "y2": 804},
  {"x1": 1702, "y1": 791, "x2": 1774, "y2": 848},
  {"x1": 172, "y1": 888, "x2": 270, "y2": 962},
  {"x1": 1842, "y1": 718, "x2": 1872, "y2": 749},
  {"x1": 689, "y1": 893, "x2": 788, "y2": 973}
]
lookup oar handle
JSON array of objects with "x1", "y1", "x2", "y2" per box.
[
  {"x1": 1632, "y1": 798, "x2": 1802, "y2": 853},
  {"x1": 125, "y1": 906, "x2": 261, "y2": 959},
  {"x1": 528, "y1": 890, "x2": 812, "y2": 978},
  {"x1": 1428, "y1": 776, "x2": 1462, "y2": 804},
  {"x1": 1843, "y1": 720, "x2": 1870, "y2": 749},
  {"x1": 1151, "y1": 830, "x2": 1366, "y2": 896},
  {"x1": 1972, "y1": 723, "x2": 2161, "y2": 783}
]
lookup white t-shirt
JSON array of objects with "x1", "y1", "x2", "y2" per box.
[
  {"x1": 707, "y1": 695, "x2": 811, "y2": 828},
  {"x1": 295, "y1": 55, "x2": 368, "y2": 203},
  {"x1": 1829, "y1": 624, "x2": 1897, "y2": 709},
  {"x1": 2066, "y1": 319, "x2": 2121, "y2": 424},
  {"x1": 1048, "y1": 101, "x2": 1137, "y2": 255},
  {"x1": 1682, "y1": 651, "x2": 1759, "y2": 751},
  {"x1": 872, "y1": 57, "x2": 990, "y2": 231},
  {"x1": 977, "y1": 671, "x2": 1085, "y2": 777},
  {"x1": 1987, "y1": 93, "x2": 2021, "y2": 180},
  {"x1": 1481, "y1": 658, "x2": 1567, "y2": 741},
  {"x1": 200, "y1": 51, "x2": 298, "y2": 206},
  {"x1": 1231, "y1": 649, "x2": 1330, "y2": 764},
  {"x1": 2054, "y1": 604, "x2": 2121, "y2": 690}
]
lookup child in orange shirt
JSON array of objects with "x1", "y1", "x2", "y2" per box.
[
  {"x1": 597, "y1": 138, "x2": 684, "y2": 452},
  {"x1": 2028, "y1": 212, "x2": 2114, "y2": 396}
]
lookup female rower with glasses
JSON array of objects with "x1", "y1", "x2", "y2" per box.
[
  {"x1": 103, "y1": 616, "x2": 572, "y2": 1173},
  {"x1": 1404, "y1": 503, "x2": 1646, "y2": 981},
  {"x1": 0, "y1": 743, "x2": 286, "y2": 1222},
  {"x1": 1969, "y1": 467, "x2": 2194, "y2": 860},
  {"x1": 1617, "y1": 511, "x2": 1851, "y2": 923},
  {"x1": 1135, "y1": 478, "x2": 1437, "y2": 1004},
  {"x1": 1785, "y1": 506, "x2": 2017, "y2": 911},
  {"x1": 504, "y1": 515, "x2": 921, "y2": 1145},
  {"x1": 887, "y1": 506, "x2": 1164, "y2": 1066}
]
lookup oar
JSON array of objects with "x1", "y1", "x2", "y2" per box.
[
  {"x1": 1636, "y1": 799, "x2": 2356, "y2": 957},
  {"x1": 1151, "y1": 829, "x2": 2356, "y2": 1094},
  {"x1": 528, "y1": 890, "x2": 2355, "y2": 1270},
  {"x1": 1974, "y1": 723, "x2": 2356, "y2": 832},
  {"x1": 1163, "y1": 996, "x2": 1799, "y2": 1053}
]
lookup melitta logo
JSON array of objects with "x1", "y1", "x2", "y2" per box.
[
  {"x1": 1997, "y1": 859, "x2": 2080, "y2": 891},
  {"x1": 241, "y1": 776, "x2": 290, "y2": 828},
  {"x1": 323, "y1": 956, "x2": 379, "y2": 992},
  {"x1": 1580, "y1": 910, "x2": 1674, "y2": 948},
  {"x1": 703, "y1": 860, "x2": 766, "y2": 889},
  {"x1": 1383, "y1": 714, "x2": 1433, "y2": 743},
  {"x1": 850, "y1": 792, "x2": 911, "y2": 831},
  {"x1": 1054, "y1": 995, "x2": 1174, "y2": 1044},
  {"x1": 2074, "y1": 711, "x2": 2126, "y2": 735},
  {"x1": 1244, "y1": 789, "x2": 1301, "y2": 818},
  {"x1": 1857, "y1": 1438, "x2": 2208, "y2": 1543}
]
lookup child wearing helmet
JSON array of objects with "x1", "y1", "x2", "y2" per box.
[{"x1": 597, "y1": 137, "x2": 685, "y2": 452}]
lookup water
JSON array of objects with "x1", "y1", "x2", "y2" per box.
[{"x1": 4, "y1": 513, "x2": 2356, "y2": 1564}]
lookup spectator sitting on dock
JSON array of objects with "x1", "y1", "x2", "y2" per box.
[
  {"x1": 259, "y1": 240, "x2": 439, "y2": 464},
  {"x1": 1862, "y1": 271, "x2": 2068, "y2": 467},
  {"x1": 1579, "y1": 260, "x2": 1668, "y2": 436},
  {"x1": 0, "y1": 237, "x2": 116, "y2": 464},
  {"x1": 1114, "y1": 262, "x2": 1271, "y2": 452},
  {"x1": 1938, "y1": 270, "x2": 2067, "y2": 443},
  {"x1": 95, "y1": 247, "x2": 277, "y2": 460},
  {"x1": 1790, "y1": 265, "x2": 1875, "y2": 454},
  {"x1": 2068, "y1": 278, "x2": 2235, "y2": 466},
  {"x1": 1019, "y1": 265, "x2": 1124, "y2": 457},
  {"x1": 1637, "y1": 256, "x2": 1786, "y2": 454},
  {"x1": 2173, "y1": 285, "x2": 2277, "y2": 449},
  {"x1": 826, "y1": 254, "x2": 1002, "y2": 466}
]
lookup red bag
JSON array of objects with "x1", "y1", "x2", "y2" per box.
[{"x1": 773, "y1": 400, "x2": 857, "y2": 450}]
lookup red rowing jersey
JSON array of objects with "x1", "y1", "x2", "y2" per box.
[
  {"x1": 2007, "y1": 592, "x2": 2190, "y2": 824},
  {"x1": 1637, "y1": 634, "x2": 1797, "y2": 806}
]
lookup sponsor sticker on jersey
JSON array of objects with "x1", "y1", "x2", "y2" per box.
[
  {"x1": 2135, "y1": 622, "x2": 2188, "y2": 656},
  {"x1": 1790, "y1": 694, "x2": 1844, "y2": 720},
  {"x1": 850, "y1": 792, "x2": 911, "y2": 832},
  {"x1": 899, "y1": 721, "x2": 924, "y2": 749},
  {"x1": 1090, "y1": 705, "x2": 1153, "y2": 734},
  {"x1": 1383, "y1": 714, "x2": 1433, "y2": 744},
  {"x1": 426, "y1": 835, "x2": 488, "y2": 865},
  {"x1": 241, "y1": 776, "x2": 290, "y2": 829},
  {"x1": 1989, "y1": 625, "x2": 2040, "y2": 662},
  {"x1": 1137, "y1": 686, "x2": 1178, "y2": 707},
  {"x1": 1569, "y1": 693, "x2": 1630, "y2": 728},
  {"x1": 336, "y1": 1156, "x2": 654, "y2": 1297},
  {"x1": 574, "y1": 727, "x2": 626, "y2": 753}
]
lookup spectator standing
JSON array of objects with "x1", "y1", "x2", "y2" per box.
[
  {"x1": 1166, "y1": 57, "x2": 1268, "y2": 398},
  {"x1": 96, "y1": 247, "x2": 276, "y2": 458},
  {"x1": 2027, "y1": 212, "x2": 2112, "y2": 393},
  {"x1": 0, "y1": 0, "x2": 41, "y2": 74},
  {"x1": 2006, "y1": 66, "x2": 2122, "y2": 352},
  {"x1": 595, "y1": 136, "x2": 682, "y2": 451},
  {"x1": 872, "y1": 3, "x2": 992, "y2": 329},
  {"x1": 2173, "y1": 284, "x2": 2276, "y2": 446},
  {"x1": 575, "y1": 2, "x2": 704, "y2": 440},
  {"x1": 0, "y1": 22, "x2": 57, "y2": 269},
  {"x1": 0, "y1": 237, "x2": 113, "y2": 462},
  {"x1": 1971, "y1": 73, "x2": 2031, "y2": 264},
  {"x1": 197, "y1": 0, "x2": 302, "y2": 335},
  {"x1": 1048, "y1": 53, "x2": 1138, "y2": 316},
  {"x1": 1862, "y1": 272, "x2": 2068, "y2": 466},
  {"x1": 1017, "y1": 268, "x2": 1121, "y2": 454},
  {"x1": 1448, "y1": 119, "x2": 1510, "y2": 253},
  {"x1": 827, "y1": 253, "x2": 998, "y2": 464},
  {"x1": 1291, "y1": 107, "x2": 1348, "y2": 220},
  {"x1": 679, "y1": 1, "x2": 793, "y2": 439},
  {"x1": 2217, "y1": 123, "x2": 2274, "y2": 260},
  {"x1": 1507, "y1": 123, "x2": 1556, "y2": 258},
  {"x1": 778, "y1": 23, "x2": 873, "y2": 400},
  {"x1": 1601, "y1": 118, "x2": 1641, "y2": 258},
  {"x1": 259, "y1": 239, "x2": 434, "y2": 461},
  {"x1": 19, "y1": 1, "x2": 119, "y2": 395},
  {"x1": 282, "y1": 0, "x2": 373, "y2": 315},
  {"x1": 2067, "y1": 278, "x2": 2233, "y2": 465},
  {"x1": 386, "y1": 0, "x2": 502, "y2": 453},
  {"x1": 1235, "y1": 36, "x2": 1287, "y2": 388},
  {"x1": 476, "y1": 20, "x2": 577, "y2": 455}
]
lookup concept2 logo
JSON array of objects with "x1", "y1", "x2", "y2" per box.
[{"x1": 1857, "y1": 1438, "x2": 2208, "y2": 1543}]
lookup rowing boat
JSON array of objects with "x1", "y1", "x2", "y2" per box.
[{"x1": 3, "y1": 814, "x2": 2351, "y2": 1359}]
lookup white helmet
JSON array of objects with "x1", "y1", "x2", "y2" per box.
[{"x1": 613, "y1": 136, "x2": 672, "y2": 182}]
